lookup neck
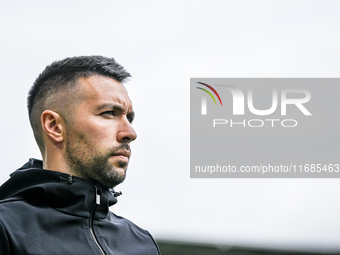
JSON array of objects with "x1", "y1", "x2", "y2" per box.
[{"x1": 43, "y1": 151, "x2": 74, "y2": 176}]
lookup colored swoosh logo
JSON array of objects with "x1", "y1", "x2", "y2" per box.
[
  {"x1": 196, "y1": 82, "x2": 223, "y2": 106},
  {"x1": 196, "y1": 87, "x2": 217, "y2": 105}
]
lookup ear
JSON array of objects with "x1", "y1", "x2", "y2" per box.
[{"x1": 41, "y1": 110, "x2": 65, "y2": 143}]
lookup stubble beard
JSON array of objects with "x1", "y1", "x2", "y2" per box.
[{"x1": 65, "y1": 133, "x2": 130, "y2": 188}]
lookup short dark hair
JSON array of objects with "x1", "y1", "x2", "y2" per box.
[{"x1": 27, "y1": 55, "x2": 131, "y2": 152}]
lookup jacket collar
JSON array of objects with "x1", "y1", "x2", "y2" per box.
[{"x1": 0, "y1": 158, "x2": 119, "y2": 219}]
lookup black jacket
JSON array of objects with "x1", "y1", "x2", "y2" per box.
[{"x1": 0, "y1": 159, "x2": 160, "y2": 255}]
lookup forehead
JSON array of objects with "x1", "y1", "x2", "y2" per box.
[{"x1": 76, "y1": 75, "x2": 133, "y2": 110}]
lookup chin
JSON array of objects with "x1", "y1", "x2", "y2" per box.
[{"x1": 115, "y1": 168, "x2": 127, "y2": 179}]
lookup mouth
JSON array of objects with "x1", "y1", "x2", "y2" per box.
[{"x1": 111, "y1": 150, "x2": 130, "y2": 162}]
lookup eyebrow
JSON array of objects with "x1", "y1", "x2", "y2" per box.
[{"x1": 97, "y1": 103, "x2": 124, "y2": 112}]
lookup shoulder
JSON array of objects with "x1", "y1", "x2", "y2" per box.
[
  {"x1": 0, "y1": 196, "x2": 39, "y2": 211},
  {"x1": 0, "y1": 217, "x2": 11, "y2": 254},
  {"x1": 106, "y1": 211, "x2": 154, "y2": 237},
  {"x1": 109, "y1": 211, "x2": 150, "y2": 232},
  {"x1": 0, "y1": 198, "x2": 29, "y2": 254},
  {"x1": 0, "y1": 197, "x2": 28, "y2": 227},
  {"x1": 104, "y1": 211, "x2": 161, "y2": 254},
  {"x1": 0, "y1": 197, "x2": 26, "y2": 214},
  {"x1": 0, "y1": 196, "x2": 48, "y2": 227}
]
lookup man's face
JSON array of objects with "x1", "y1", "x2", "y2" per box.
[{"x1": 65, "y1": 75, "x2": 137, "y2": 188}]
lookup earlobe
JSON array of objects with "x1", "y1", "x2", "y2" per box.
[{"x1": 41, "y1": 110, "x2": 65, "y2": 143}]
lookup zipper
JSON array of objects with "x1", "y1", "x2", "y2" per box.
[
  {"x1": 59, "y1": 175, "x2": 75, "y2": 184},
  {"x1": 89, "y1": 185, "x2": 106, "y2": 255}
]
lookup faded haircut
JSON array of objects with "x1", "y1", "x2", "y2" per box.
[{"x1": 27, "y1": 55, "x2": 131, "y2": 152}]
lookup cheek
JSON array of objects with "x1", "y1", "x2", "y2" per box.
[
  {"x1": 73, "y1": 114, "x2": 119, "y2": 142},
  {"x1": 77, "y1": 122, "x2": 117, "y2": 145}
]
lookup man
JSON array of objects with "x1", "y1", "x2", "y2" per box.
[{"x1": 0, "y1": 56, "x2": 161, "y2": 255}]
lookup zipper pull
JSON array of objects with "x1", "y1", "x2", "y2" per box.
[
  {"x1": 68, "y1": 175, "x2": 74, "y2": 184},
  {"x1": 95, "y1": 185, "x2": 101, "y2": 205},
  {"x1": 59, "y1": 175, "x2": 75, "y2": 184},
  {"x1": 113, "y1": 191, "x2": 122, "y2": 197}
]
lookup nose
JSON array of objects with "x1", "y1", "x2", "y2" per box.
[{"x1": 117, "y1": 118, "x2": 137, "y2": 143}]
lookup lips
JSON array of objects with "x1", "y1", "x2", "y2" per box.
[{"x1": 111, "y1": 150, "x2": 130, "y2": 162}]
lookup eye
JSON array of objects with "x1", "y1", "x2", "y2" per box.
[
  {"x1": 101, "y1": 111, "x2": 116, "y2": 116},
  {"x1": 127, "y1": 116, "x2": 134, "y2": 124},
  {"x1": 127, "y1": 113, "x2": 134, "y2": 124}
]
